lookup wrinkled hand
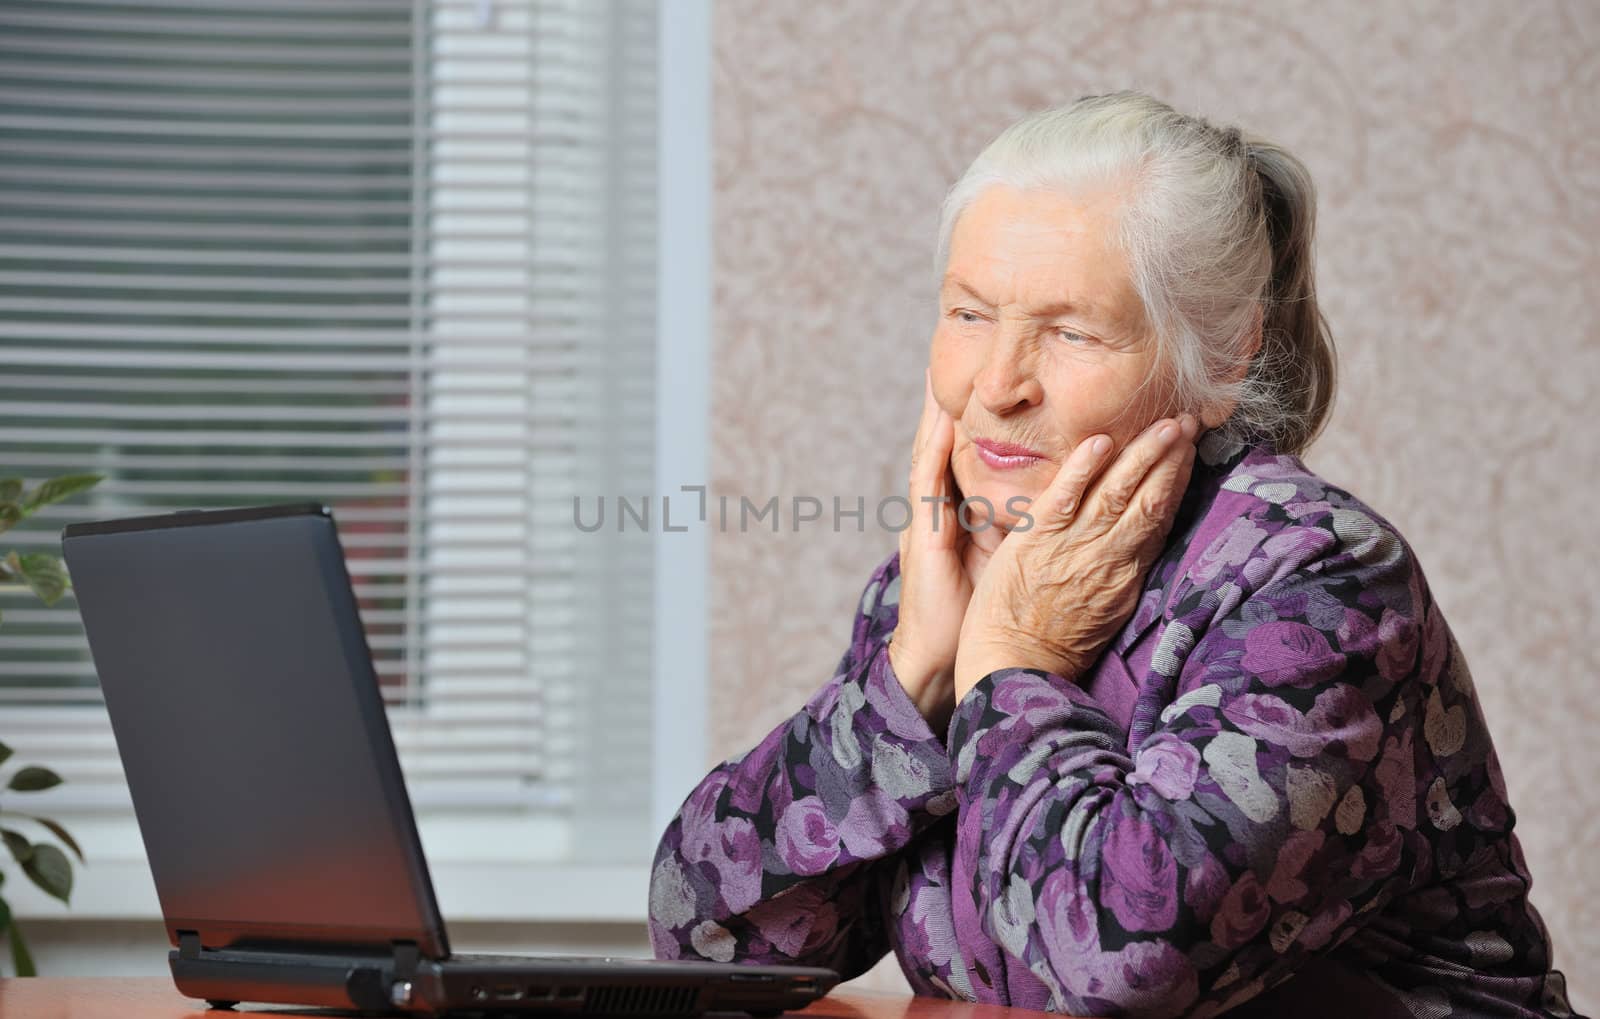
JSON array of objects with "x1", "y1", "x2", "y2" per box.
[
  {"x1": 887, "y1": 370, "x2": 1005, "y2": 733},
  {"x1": 952, "y1": 414, "x2": 1201, "y2": 702}
]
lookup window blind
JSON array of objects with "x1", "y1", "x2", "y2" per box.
[{"x1": 0, "y1": 0, "x2": 658, "y2": 827}]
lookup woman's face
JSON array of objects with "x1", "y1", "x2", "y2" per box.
[{"x1": 930, "y1": 183, "x2": 1183, "y2": 532}]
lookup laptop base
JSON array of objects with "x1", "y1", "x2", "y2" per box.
[{"x1": 171, "y1": 936, "x2": 834, "y2": 1016}]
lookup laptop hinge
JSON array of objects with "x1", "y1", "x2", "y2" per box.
[
  {"x1": 177, "y1": 930, "x2": 202, "y2": 960},
  {"x1": 392, "y1": 939, "x2": 420, "y2": 979}
]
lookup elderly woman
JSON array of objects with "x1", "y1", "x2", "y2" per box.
[{"x1": 647, "y1": 92, "x2": 1578, "y2": 1018}]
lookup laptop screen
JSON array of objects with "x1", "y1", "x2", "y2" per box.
[{"x1": 63, "y1": 505, "x2": 448, "y2": 956}]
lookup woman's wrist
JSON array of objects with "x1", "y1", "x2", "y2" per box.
[
  {"x1": 886, "y1": 633, "x2": 955, "y2": 731},
  {"x1": 953, "y1": 640, "x2": 1082, "y2": 702}
]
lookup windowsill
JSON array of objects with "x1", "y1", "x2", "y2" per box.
[
  {"x1": 6, "y1": 814, "x2": 652, "y2": 924},
  {"x1": 8, "y1": 856, "x2": 652, "y2": 925}
]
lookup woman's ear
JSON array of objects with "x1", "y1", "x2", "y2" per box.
[{"x1": 1199, "y1": 304, "x2": 1263, "y2": 429}]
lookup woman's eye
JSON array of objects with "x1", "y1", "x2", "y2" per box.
[
  {"x1": 1058, "y1": 329, "x2": 1093, "y2": 345},
  {"x1": 952, "y1": 309, "x2": 982, "y2": 324}
]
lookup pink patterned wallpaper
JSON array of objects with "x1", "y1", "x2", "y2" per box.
[{"x1": 707, "y1": 0, "x2": 1598, "y2": 1004}]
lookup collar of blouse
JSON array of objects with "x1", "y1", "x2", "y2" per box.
[{"x1": 1104, "y1": 425, "x2": 1273, "y2": 658}]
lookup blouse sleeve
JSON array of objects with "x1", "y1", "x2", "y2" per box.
[
  {"x1": 647, "y1": 551, "x2": 959, "y2": 977},
  {"x1": 945, "y1": 534, "x2": 1427, "y2": 1017}
]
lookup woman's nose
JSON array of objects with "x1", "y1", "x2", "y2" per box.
[{"x1": 974, "y1": 328, "x2": 1043, "y2": 415}]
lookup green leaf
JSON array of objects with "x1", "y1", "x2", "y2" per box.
[
  {"x1": 0, "y1": 829, "x2": 32, "y2": 866},
  {"x1": 21, "y1": 474, "x2": 102, "y2": 514},
  {"x1": 8, "y1": 917, "x2": 37, "y2": 977},
  {"x1": 0, "y1": 503, "x2": 20, "y2": 537},
  {"x1": 0, "y1": 896, "x2": 12, "y2": 976},
  {"x1": 22, "y1": 843, "x2": 71, "y2": 904},
  {"x1": 0, "y1": 741, "x2": 11, "y2": 768},
  {"x1": 0, "y1": 478, "x2": 21, "y2": 503},
  {"x1": 4, "y1": 551, "x2": 68, "y2": 606},
  {"x1": 17, "y1": 816, "x2": 83, "y2": 864},
  {"x1": 7, "y1": 766, "x2": 63, "y2": 793}
]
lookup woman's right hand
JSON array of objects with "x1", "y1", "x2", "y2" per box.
[{"x1": 888, "y1": 369, "x2": 983, "y2": 734}]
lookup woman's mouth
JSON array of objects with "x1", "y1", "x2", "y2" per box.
[{"x1": 973, "y1": 437, "x2": 1046, "y2": 470}]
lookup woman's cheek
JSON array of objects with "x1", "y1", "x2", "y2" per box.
[
  {"x1": 953, "y1": 461, "x2": 1045, "y2": 531},
  {"x1": 998, "y1": 480, "x2": 1048, "y2": 529},
  {"x1": 930, "y1": 377, "x2": 966, "y2": 421},
  {"x1": 948, "y1": 443, "x2": 977, "y2": 502},
  {"x1": 926, "y1": 331, "x2": 973, "y2": 418}
]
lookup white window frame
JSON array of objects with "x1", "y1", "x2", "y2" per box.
[{"x1": 9, "y1": 0, "x2": 710, "y2": 925}]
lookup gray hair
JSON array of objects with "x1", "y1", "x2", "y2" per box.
[{"x1": 934, "y1": 90, "x2": 1336, "y2": 455}]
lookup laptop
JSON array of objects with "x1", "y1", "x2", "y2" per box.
[{"x1": 60, "y1": 502, "x2": 839, "y2": 1016}]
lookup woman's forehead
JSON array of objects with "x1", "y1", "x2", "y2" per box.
[
  {"x1": 943, "y1": 185, "x2": 1139, "y2": 326},
  {"x1": 940, "y1": 194, "x2": 1145, "y2": 326}
]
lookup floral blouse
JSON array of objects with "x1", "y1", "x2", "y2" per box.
[{"x1": 647, "y1": 432, "x2": 1580, "y2": 1019}]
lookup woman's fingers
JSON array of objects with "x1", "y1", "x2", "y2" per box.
[
  {"x1": 903, "y1": 370, "x2": 939, "y2": 562},
  {"x1": 1103, "y1": 415, "x2": 1199, "y2": 557},
  {"x1": 909, "y1": 368, "x2": 938, "y2": 477},
  {"x1": 893, "y1": 370, "x2": 970, "y2": 728},
  {"x1": 915, "y1": 408, "x2": 960, "y2": 551},
  {"x1": 1033, "y1": 431, "x2": 1116, "y2": 531},
  {"x1": 1076, "y1": 415, "x2": 1192, "y2": 535},
  {"x1": 905, "y1": 370, "x2": 960, "y2": 551}
]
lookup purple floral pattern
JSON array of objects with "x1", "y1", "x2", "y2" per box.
[{"x1": 648, "y1": 433, "x2": 1581, "y2": 1018}]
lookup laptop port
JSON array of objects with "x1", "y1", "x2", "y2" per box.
[
  {"x1": 493, "y1": 986, "x2": 524, "y2": 1001},
  {"x1": 555, "y1": 986, "x2": 584, "y2": 1002},
  {"x1": 526, "y1": 986, "x2": 555, "y2": 1000},
  {"x1": 791, "y1": 977, "x2": 817, "y2": 991},
  {"x1": 470, "y1": 986, "x2": 488, "y2": 1001}
]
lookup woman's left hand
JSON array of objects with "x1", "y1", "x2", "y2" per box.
[{"x1": 953, "y1": 413, "x2": 1201, "y2": 702}]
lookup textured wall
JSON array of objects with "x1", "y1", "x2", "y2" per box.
[{"x1": 707, "y1": 0, "x2": 1598, "y2": 1005}]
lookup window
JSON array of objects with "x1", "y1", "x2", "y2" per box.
[{"x1": 0, "y1": 0, "x2": 688, "y2": 919}]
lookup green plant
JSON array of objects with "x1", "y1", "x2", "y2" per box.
[{"x1": 0, "y1": 472, "x2": 102, "y2": 976}]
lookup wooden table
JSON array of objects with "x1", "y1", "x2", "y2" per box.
[{"x1": 0, "y1": 978, "x2": 1052, "y2": 1019}]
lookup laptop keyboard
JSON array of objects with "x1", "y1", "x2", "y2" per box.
[{"x1": 451, "y1": 953, "x2": 644, "y2": 966}]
